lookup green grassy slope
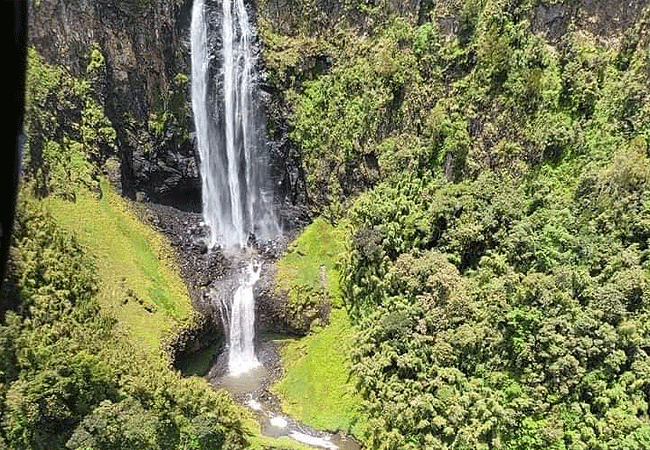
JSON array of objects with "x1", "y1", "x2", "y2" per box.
[
  {"x1": 275, "y1": 217, "x2": 347, "y2": 308},
  {"x1": 272, "y1": 308, "x2": 363, "y2": 434},
  {"x1": 44, "y1": 179, "x2": 192, "y2": 352},
  {"x1": 272, "y1": 218, "x2": 365, "y2": 436}
]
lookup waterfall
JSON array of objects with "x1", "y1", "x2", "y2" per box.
[
  {"x1": 191, "y1": 0, "x2": 277, "y2": 376},
  {"x1": 228, "y1": 261, "x2": 261, "y2": 375},
  {"x1": 191, "y1": 0, "x2": 277, "y2": 249}
]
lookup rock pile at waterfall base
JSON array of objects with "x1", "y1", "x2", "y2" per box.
[{"x1": 136, "y1": 201, "x2": 307, "y2": 339}]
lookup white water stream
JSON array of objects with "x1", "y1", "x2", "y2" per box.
[{"x1": 245, "y1": 397, "x2": 347, "y2": 450}]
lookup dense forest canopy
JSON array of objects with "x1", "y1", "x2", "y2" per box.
[
  {"x1": 3, "y1": 0, "x2": 650, "y2": 449},
  {"x1": 261, "y1": 0, "x2": 650, "y2": 448}
]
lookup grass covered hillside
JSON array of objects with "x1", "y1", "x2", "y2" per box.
[
  {"x1": 271, "y1": 218, "x2": 365, "y2": 435},
  {"x1": 259, "y1": 0, "x2": 650, "y2": 448},
  {"x1": 44, "y1": 179, "x2": 192, "y2": 352}
]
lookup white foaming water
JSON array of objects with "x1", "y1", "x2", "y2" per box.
[
  {"x1": 191, "y1": 0, "x2": 277, "y2": 249},
  {"x1": 246, "y1": 398, "x2": 262, "y2": 411},
  {"x1": 270, "y1": 415, "x2": 288, "y2": 428},
  {"x1": 228, "y1": 261, "x2": 261, "y2": 376},
  {"x1": 289, "y1": 431, "x2": 338, "y2": 450}
]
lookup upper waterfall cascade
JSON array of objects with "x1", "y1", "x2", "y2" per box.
[{"x1": 191, "y1": 0, "x2": 277, "y2": 249}]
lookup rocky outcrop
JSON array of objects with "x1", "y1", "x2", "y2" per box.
[
  {"x1": 260, "y1": 0, "x2": 650, "y2": 42},
  {"x1": 141, "y1": 201, "x2": 303, "y2": 346},
  {"x1": 254, "y1": 264, "x2": 323, "y2": 336},
  {"x1": 532, "y1": 0, "x2": 649, "y2": 42},
  {"x1": 29, "y1": 0, "x2": 200, "y2": 210}
]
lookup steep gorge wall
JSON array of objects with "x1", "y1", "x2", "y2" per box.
[
  {"x1": 27, "y1": 0, "x2": 650, "y2": 211},
  {"x1": 28, "y1": 0, "x2": 199, "y2": 209},
  {"x1": 259, "y1": 0, "x2": 648, "y2": 40},
  {"x1": 532, "y1": 0, "x2": 649, "y2": 42},
  {"x1": 257, "y1": 0, "x2": 650, "y2": 209}
]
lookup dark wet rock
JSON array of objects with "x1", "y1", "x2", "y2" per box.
[
  {"x1": 29, "y1": 0, "x2": 199, "y2": 211},
  {"x1": 255, "y1": 265, "x2": 304, "y2": 336},
  {"x1": 196, "y1": 241, "x2": 208, "y2": 254},
  {"x1": 532, "y1": 0, "x2": 649, "y2": 42},
  {"x1": 166, "y1": 311, "x2": 224, "y2": 368}
]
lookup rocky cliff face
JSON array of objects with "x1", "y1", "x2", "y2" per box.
[
  {"x1": 260, "y1": 0, "x2": 648, "y2": 41},
  {"x1": 260, "y1": 0, "x2": 428, "y2": 34},
  {"x1": 29, "y1": 0, "x2": 199, "y2": 209},
  {"x1": 532, "y1": 0, "x2": 649, "y2": 42},
  {"x1": 257, "y1": 0, "x2": 650, "y2": 210}
]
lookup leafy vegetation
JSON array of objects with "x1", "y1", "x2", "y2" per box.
[
  {"x1": 274, "y1": 217, "x2": 348, "y2": 330},
  {"x1": 261, "y1": 0, "x2": 650, "y2": 448},
  {"x1": 0, "y1": 195, "x2": 247, "y2": 450},
  {"x1": 24, "y1": 48, "x2": 116, "y2": 199}
]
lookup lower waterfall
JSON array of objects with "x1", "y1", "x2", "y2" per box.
[{"x1": 227, "y1": 260, "x2": 261, "y2": 376}]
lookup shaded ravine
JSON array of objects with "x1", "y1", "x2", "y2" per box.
[
  {"x1": 142, "y1": 201, "x2": 362, "y2": 449},
  {"x1": 202, "y1": 251, "x2": 360, "y2": 449}
]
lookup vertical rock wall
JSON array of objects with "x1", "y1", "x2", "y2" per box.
[
  {"x1": 27, "y1": 0, "x2": 650, "y2": 213},
  {"x1": 28, "y1": 0, "x2": 200, "y2": 209}
]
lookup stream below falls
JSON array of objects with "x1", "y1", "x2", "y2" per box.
[{"x1": 207, "y1": 335, "x2": 361, "y2": 450}]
